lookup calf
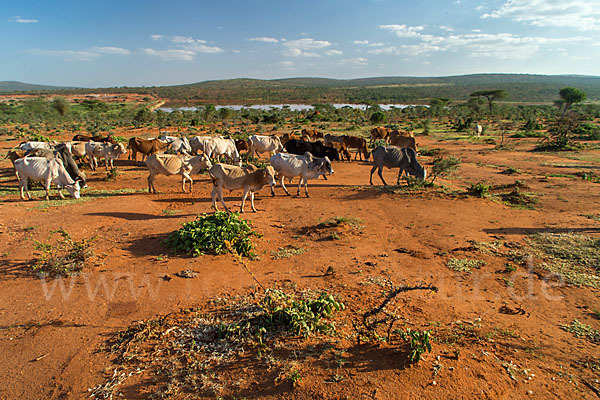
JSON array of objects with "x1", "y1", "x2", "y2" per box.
[
  {"x1": 270, "y1": 152, "x2": 333, "y2": 197},
  {"x1": 370, "y1": 146, "x2": 426, "y2": 186},
  {"x1": 146, "y1": 153, "x2": 212, "y2": 193},
  {"x1": 389, "y1": 135, "x2": 417, "y2": 152},
  {"x1": 128, "y1": 137, "x2": 169, "y2": 163},
  {"x1": 342, "y1": 136, "x2": 370, "y2": 161},
  {"x1": 370, "y1": 127, "x2": 391, "y2": 144},
  {"x1": 86, "y1": 142, "x2": 127, "y2": 170},
  {"x1": 14, "y1": 157, "x2": 81, "y2": 200},
  {"x1": 209, "y1": 163, "x2": 276, "y2": 213}
]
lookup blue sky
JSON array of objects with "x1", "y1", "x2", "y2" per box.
[{"x1": 2, "y1": 0, "x2": 599, "y2": 87}]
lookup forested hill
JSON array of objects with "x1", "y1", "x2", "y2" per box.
[
  {"x1": 118, "y1": 74, "x2": 600, "y2": 105},
  {"x1": 4, "y1": 74, "x2": 600, "y2": 105},
  {"x1": 0, "y1": 81, "x2": 77, "y2": 92}
]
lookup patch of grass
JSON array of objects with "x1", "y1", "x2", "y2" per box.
[
  {"x1": 32, "y1": 229, "x2": 96, "y2": 276},
  {"x1": 318, "y1": 216, "x2": 363, "y2": 230},
  {"x1": 418, "y1": 147, "x2": 443, "y2": 157},
  {"x1": 271, "y1": 245, "x2": 306, "y2": 259},
  {"x1": 525, "y1": 232, "x2": 600, "y2": 288},
  {"x1": 501, "y1": 166, "x2": 521, "y2": 175},
  {"x1": 467, "y1": 181, "x2": 491, "y2": 197},
  {"x1": 447, "y1": 258, "x2": 486, "y2": 273},
  {"x1": 511, "y1": 131, "x2": 547, "y2": 138},
  {"x1": 162, "y1": 209, "x2": 181, "y2": 216},
  {"x1": 561, "y1": 320, "x2": 600, "y2": 343},
  {"x1": 164, "y1": 212, "x2": 261, "y2": 257},
  {"x1": 499, "y1": 188, "x2": 538, "y2": 209},
  {"x1": 103, "y1": 167, "x2": 119, "y2": 182}
]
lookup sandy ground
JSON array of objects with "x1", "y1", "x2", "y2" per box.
[{"x1": 0, "y1": 127, "x2": 599, "y2": 399}]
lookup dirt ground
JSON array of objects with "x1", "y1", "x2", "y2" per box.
[{"x1": 0, "y1": 126, "x2": 599, "y2": 399}]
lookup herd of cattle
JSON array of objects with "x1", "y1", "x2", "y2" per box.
[{"x1": 5, "y1": 127, "x2": 426, "y2": 212}]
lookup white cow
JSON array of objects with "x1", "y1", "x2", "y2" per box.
[
  {"x1": 474, "y1": 124, "x2": 483, "y2": 137},
  {"x1": 146, "y1": 153, "x2": 212, "y2": 193},
  {"x1": 209, "y1": 164, "x2": 276, "y2": 213},
  {"x1": 19, "y1": 141, "x2": 57, "y2": 152},
  {"x1": 247, "y1": 135, "x2": 284, "y2": 159},
  {"x1": 14, "y1": 157, "x2": 81, "y2": 200},
  {"x1": 204, "y1": 137, "x2": 242, "y2": 166},
  {"x1": 189, "y1": 136, "x2": 214, "y2": 155},
  {"x1": 159, "y1": 135, "x2": 192, "y2": 155},
  {"x1": 85, "y1": 142, "x2": 127, "y2": 170},
  {"x1": 270, "y1": 152, "x2": 333, "y2": 197}
]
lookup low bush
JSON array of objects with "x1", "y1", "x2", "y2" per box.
[
  {"x1": 164, "y1": 212, "x2": 261, "y2": 257},
  {"x1": 467, "y1": 182, "x2": 491, "y2": 197},
  {"x1": 32, "y1": 229, "x2": 96, "y2": 276}
]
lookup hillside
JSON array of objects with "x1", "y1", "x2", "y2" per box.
[
  {"x1": 0, "y1": 81, "x2": 78, "y2": 92},
  {"x1": 3, "y1": 74, "x2": 600, "y2": 105}
]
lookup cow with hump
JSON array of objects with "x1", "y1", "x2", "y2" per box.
[
  {"x1": 86, "y1": 142, "x2": 128, "y2": 170},
  {"x1": 145, "y1": 153, "x2": 212, "y2": 193},
  {"x1": 270, "y1": 152, "x2": 333, "y2": 197},
  {"x1": 208, "y1": 163, "x2": 276, "y2": 213},
  {"x1": 246, "y1": 134, "x2": 283, "y2": 159},
  {"x1": 128, "y1": 137, "x2": 169, "y2": 163},
  {"x1": 369, "y1": 146, "x2": 426, "y2": 186},
  {"x1": 14, "y1": 157, "x2": 81, "y2": 200}
]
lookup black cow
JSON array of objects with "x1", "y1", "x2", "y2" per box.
[{"x1": 283, "y1": 139, "x2": 340, "y2": 161}]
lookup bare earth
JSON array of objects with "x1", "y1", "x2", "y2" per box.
[{"x1": 0, "y1": 126, "x2": 599, "y2": 399}]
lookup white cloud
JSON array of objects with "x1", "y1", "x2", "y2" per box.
[
  {"x1": 482, "y1": 0, "x2": 600, "y2": 31},
  {"x1": 353, "y1": 40, "x2": 385, "y2": 47},
  {"x1": 26, "y1": 45, "x2": 130, "y2": 61},
  {"x1": 339, "y1": 57, "x2": 368, "y2": 66},
  {"x1": 150, "y1": 34, "x2": 164, "y2": 41},
  {"x1": 25, "y1": 49, "x2": 100, "y2": 62},
  {"x1": 143, "y1": 48, "x2": 195, "y2": 61},
  {"x1": 168, "y1": 35, "x2": 224, "y2": 55},
  {"x1": 439, "y1": 25, "x2": 454, "y2": 32},
  {"x1": 248, "y1": 37, "x2": 279, "y2": 43},
  {"x1": 280, "y1": 61, "x2": 294, "y2": 66},
  {"x1": 379, "y1": 24, "x2": 426, "y2": 38},
  {"x1": 90, "y1": 46, "x2": 130, "y2": 55},
  {"x1": 282, "y1": 38, "x2": 331, "y2": 57},
  {"x1": 11, "y1": 16, "x2": 38, "y2": 23},
  {"x1": 232, "y1": 49, "x2": 241, "y2": 53},
  {"x1": 378, "y1": 22, "x2": 591, "y2": 59},
  {"x1": 325, "y1": 49, "x2": 343, "y2": 56},
  {"x1": 172, "y1": 36, "x2": 202, "y2": 44}
]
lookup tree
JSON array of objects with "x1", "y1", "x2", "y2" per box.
[
  {"x1": 370, "y1": 111, "x2": 386, "y2": 124},
  {"x1": 558, "y1": 87, "x2": 586, "y2": 116},
  {"x1": 470, "y1": 90, "x2": 508, "y2": 114},
  {"x1": 51, "y1": 97, "x2": 69, "y2": 116}
]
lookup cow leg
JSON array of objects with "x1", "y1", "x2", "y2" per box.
[
  {"x1": 240, "y1": 188, "x2": 250, "y2": 213},
  {"x1": 58, "y1": 188, "x2": 66, "y2": 199},
  {"x1": 44, "y1": 178, "x2": 52, "y2": 201},
  {"x1": 303, "y1": 177, "x2": 310, "y2": 198},
  {"x1": 182, "y1": 171, "x2": 193, "y2": 193},
  {"x1": 19, "y1": 177, "x2": 29, "y2": 200},
  {"x1": 369, "y1": 165, "x2": 377, "y2": 185},
  {"x1": 217, "y1": 186, "x2": 229, "y2": 212},
  {"x1": 280, "y1": 175, "x2": 290, "y2": 196},
  {"x1": 378, "y1": 167, "x2": 388, "y2": 186},
  {"x1": 249, "y1": 191, "x2": 258, "y2": 213},
  {"x1": 147, "y1": 173, "x2": 155, "y2": 193},
  {"x1": 210, "y1": 185, "x2": 219, "y2": 210},
  {"x1": 397, "y1": 169, "x2": 403, "y2": 185}
]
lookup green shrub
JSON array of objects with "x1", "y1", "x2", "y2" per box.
[
  {"x1": 164, "y1": 212, "x2": 260, "y2": 257},
  {"x1": 398, "y1": 329, "x2": 433, "y2": 363},
  {"x1": 467, "y1": 182, "x2": 491, "y2": 197}
]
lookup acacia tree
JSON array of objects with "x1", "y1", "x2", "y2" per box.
[
  {"x1": 558, "y1": 87, "x2": 586, "y2": 116},
  {"x1": 470, "y1": 89, "x2": 508, "y2": 114}
]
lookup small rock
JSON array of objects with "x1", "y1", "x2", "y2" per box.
[
  {"x1": 175, "y1": 269, "x2": 197, "y2": 279},
  {"x1": 432, "y1": 381, "x2": 437, "y2": 386},
  {"x1": 527, "y1": 390, "x2": 533, "y2": 395}
]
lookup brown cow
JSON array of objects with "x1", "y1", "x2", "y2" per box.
[
  {"x1": 235, "y1": 139, "x2": 248, "y2": 153},
  {"x1": 128, "y1": 137, "x2": 169, "y2": 163},
  {"x1": 370, "y1": 127, "x2": 391, "y2": 143},
  {"x1": 280, "y1": 132, "x2": 300, "y2": 145},
  {"x1": 342, "y1": 136, "x2": 370, "y2": 161},
  {"x1": 72, "y1": 134, "x2": 117, "y2": 144},
  {"x1": 330, "y1": 142, "x2": 351, "y2": 161},
  {"x1": 389, "y1": 135, "x2": 417, "y2": 152},
  {"x1": 388, "y1": 130, "x2": 414, "y2": 144},
  {"x1": 301, "y1": 129, "x2": 323, "y2": 141}
]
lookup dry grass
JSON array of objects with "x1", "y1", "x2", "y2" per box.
[{"x1": 447, "y1": 258, "x2": 486, "y2": 273}]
